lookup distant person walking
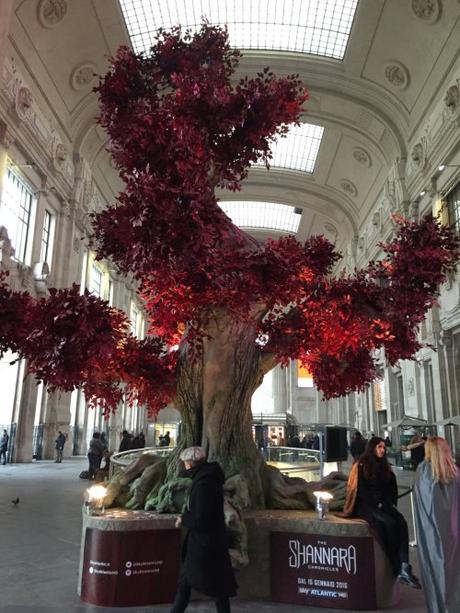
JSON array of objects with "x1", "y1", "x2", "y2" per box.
[
  {"x1": 1, "y1": 429, "x2": 9, "y2": 465},
  {"x1": 406, "y1": 434, "x2": 425, "y2": 470},
  {"x1": 350, "y1": 431, "x2": 366, "y2": 460},
  {"x1": 118, "y1": 430, "x2": 132, "y2": 452},
  {"x1": 413, "y1": 437, "x2": 460, "y2": 613},
  {"x1": 55, "y1": 431, "x2": 66, "y2": 463},
  {"x1": 100, "y1": 432, "x2": 108, "y2": 451},
  {"x1": 87, "y1": 432, "x2": 104, "y2": 480},
  {"x1": 160, "y1": 431, "x2": 171, "y2": 447}
]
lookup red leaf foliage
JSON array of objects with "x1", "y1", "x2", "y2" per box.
[
  {"x1": 1, "y1": 25, "x2": 459, "y2": 412},
  {"x1": 261, "y1": 215, "x2": 459, "y2": 398},
  {"x1": 0, "y1": 274, "x2": 176, "y2": 415},
  {"x1": 92, "y1": 23, "x2": 309, "y2": 347}
]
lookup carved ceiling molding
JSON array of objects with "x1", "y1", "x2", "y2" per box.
[
  {"x1": 352, "y1": 147, "x2": 372, "y2": 168},
  {"x1": 411, "y1": 0, "x2": 441, "y2": 23},
  {"x1": 384, "y1": 61, "x2": 410, "y2": 90},
  {"x1": 9, "y1": 79, "x2": 35, "y2": 125},
  {"x1": 0, "y1": 120, "x2": 15, "y2": 149},
  {"x1": 70, "y1": 63, "x2": 97, "y2": 91},
  {"x1": 410, "y1": 136, "x2": 429, "y2": 173},
  {"x1": 324, "y1": 222, "x2": 338, "y2": 238},
  {"x1": 37, "y1": 0, "x2": 68, "y2": 29},
  {"x1": 50, "y1": 141, "x2": 68, "y2": 173},
  {"x1": 340, "y1": 179, "x2": 358, "y2": 198},
  {"x1": 443, "y1": 80, "x2": 460, "y2": 123}
]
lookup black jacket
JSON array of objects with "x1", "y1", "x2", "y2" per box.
[
  {"x1": 1, "y1": 434, "x2": 9, "y2": 452},
  {"x1": 119, "y1": 435, "x2": 132, "y2": 452},
  {"x1": 55, "y1": 433, "x2": 66, "y2": 450},
  {"x1": 354, "y1": 463, "x2": 398, "y2": 517},
  {"x1": 181, "y1": 461, "x2": 237, "y2": 598},
  {"x1": 350, "y1": 437, "x2": 366, "y2": 459}
]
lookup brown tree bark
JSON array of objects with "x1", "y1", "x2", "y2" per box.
[{"x1": 171, "y1": 312, "x2": 267, "y2": 508}]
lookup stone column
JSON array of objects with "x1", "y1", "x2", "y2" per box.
[
  {"x1": 13, "y1": 372, "x2": 39, "y2": 462},
  {"x1": 42, "y1": 391, "x2": 72, "y2": 460},
  {"x1": 272, "y1": 364, "x2": 288, "y2": 414},
  {"x1": 108, "y1": 411, "x2": 123, "y2": 452},
  {"x1": 437, "y1": 330, "x2": 453, "y2": 419}
]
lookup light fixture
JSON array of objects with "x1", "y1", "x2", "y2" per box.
[
  {"x1": 438, "y1": 164, "x2": 460, "y2": 172},
  {"x1": 85, "y1": 484, "x2": 107, "y2": 515},
  {"x1": 313, "y1": 490, "x2": 334, "y2": 520}
]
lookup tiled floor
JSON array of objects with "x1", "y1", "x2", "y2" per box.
[{"x1": 0, "y1": 457, "x2": 427, "y2": 612}]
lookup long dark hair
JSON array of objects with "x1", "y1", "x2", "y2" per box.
[{"x1": 360, "y1": 436, "x2": 393, "y2": 480}]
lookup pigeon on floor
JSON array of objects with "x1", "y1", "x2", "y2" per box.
[{"x1": 11, "y1": 497, "x2": 19, "y2": 505}]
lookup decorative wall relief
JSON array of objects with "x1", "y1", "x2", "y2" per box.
[
  {"x1": 411, "y1": 0, "x2": 441, "y2": 23},
  {"x1": 384, "y1": 61, "x2": 410, "y2": 90},
  {"x1": 444, "y1": 84, "x2": 459, "y2": 111},
  {"x1": 410, "y1": 137, "x2": 428, "y2": 171},
  {"x1": 372, "y1": 211, "x2": 381, "y2": 228},
  {"x1": 56, "y1": 198, "x2": 70, "y2": 218},
  {"x1": 340, "y1": 179, "x2": 358, "y2": 198},
  {"x1": 410, "y1": 200, "x2": 420, "y2": 221},
  {"x1": 443, "y1": 82, "x2": 460, "y2": 125},
  {"x1": 73, "y1": 237, "x2": 81, "y2": 254},
  {"x1": 33, "y1": 261, "x2": 50, "y2": 296},
  {"x1": 0, "y1": 226, "x2": 14, "y2": 263},
  {"x1": 71, "y1": 64, "x2": 97, "y2": 91},
  {"x1": 0, "y1": 120, "x2": 14, "y2": 148},
  {"x1": 407, "y1": 378, "x2": 415, "y2": 396},
  {"x1": 323, "y1": 223, "x2": 338, "y2": 241},
  {"x1": 383, "y1": 178, "x2": 397, "y2": 212},
  {"x1": 352, "y1": 147, "x2": 372, "y2": 168},
  {"x1": 52, "y1": 143, "x2": 67, "y2": 171},
  {"x1": 15, "y1": 86, "x2": 34, "y2": 120},
  {"x1": 38, "y1": 0, "x2": 68, "y2": 28}
]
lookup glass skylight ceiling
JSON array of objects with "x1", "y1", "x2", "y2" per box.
[
  {"x1": 119, "y1": 0, "x2": 359, "y2": 60},
  {"x1": 219, "y1": 201, "x2": 301, "y2": 233},
  {"x1": 261, "y1": 123, "x2": 324, "y2": 173}
]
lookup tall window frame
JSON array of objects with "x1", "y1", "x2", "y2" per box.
[
  {"x1": 0, "y1": 166, "x2": 36, "y2": 265},
  {"x1": 446, "y1": 180, "x2": 460, "y2": 234},
  {"x1": 90, "y1": 263, "x2": 103, "y2": 297},
  {"x1": 40, "y1": 209, "x2": 56, "y2": 267}
]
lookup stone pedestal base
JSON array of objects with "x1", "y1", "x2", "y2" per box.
[
  {"x1": 237, "y1": 510, "x2": 398, "y2": 609},
  {"x1": 79, "y1": 509, "x2": 180, "y2": 607},
  {"x1": 78, "y1": 508, "x2": 398, "y2": 609}
]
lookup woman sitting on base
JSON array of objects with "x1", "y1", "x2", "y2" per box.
[
  {"x1": 342, "y1": 436, "x2": 420, "y2": 589},
  {"x1": 413, "y1": 437, "x2": 460, "y2": 613}
]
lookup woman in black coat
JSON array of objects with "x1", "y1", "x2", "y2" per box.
[
  {"x1": 170, "y1": 446, "x2": 237, "y2": 613},
  {"x1": 343, "y1": 437, "x2": 420, "y2": 589}
]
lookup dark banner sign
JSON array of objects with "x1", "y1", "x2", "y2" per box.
[
  {"x1": 81, "y1": 528, "x2": 180, "y2": 607},
  {"x1": 270, "y1": 531, "x2": 376, "y2": 610}
]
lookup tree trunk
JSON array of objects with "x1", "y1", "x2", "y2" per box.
[{"x1": 172, "y1": 313, "x2": 267, "y2": 508}]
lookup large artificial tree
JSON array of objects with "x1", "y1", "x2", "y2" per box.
[{"x1": 0, "y1": 24, "x2": 459, "y2": 509}]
